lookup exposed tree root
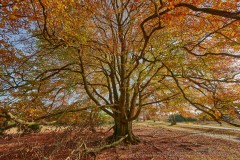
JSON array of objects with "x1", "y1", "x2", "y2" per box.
[
  {"x1": 86, "y1": 135, "x2": 127, "y2": 154},
  {"x1": 106, "y1": 133, "x2": 140, "y2": 145},
  {"x1": 66, "y1": 135, "x2": 128, "y2": 160}
]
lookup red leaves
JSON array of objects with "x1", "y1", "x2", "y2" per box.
[{"x1": 215, "y1": 111, "x2": 222, "y2": 119}]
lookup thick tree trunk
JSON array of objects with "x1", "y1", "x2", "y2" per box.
[{"x1": 108, "y1": 119, "x2": 140, "y2": 144}]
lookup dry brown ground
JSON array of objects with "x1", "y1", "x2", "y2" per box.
[{"x1": 0, "y1": 124, "x2": 240, "y2": 160}]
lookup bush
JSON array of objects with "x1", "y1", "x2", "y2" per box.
[
  {"x1": 17, "y1": 123, "x2": 41, "y2": 133},
  {"x1": 168, "y1": 114, "x2": 197, "y2": 124},
  {"x1": 28, "y1": 124, "x2": 41, "y2": 132}
]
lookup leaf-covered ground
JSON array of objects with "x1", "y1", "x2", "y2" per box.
[{"x1": 0, "y1": 124, "x2": 239, "y2": 160}]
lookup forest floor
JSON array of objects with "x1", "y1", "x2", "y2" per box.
[{"x1": 0, "y1": 123, "x2": 240, "y2": 160}]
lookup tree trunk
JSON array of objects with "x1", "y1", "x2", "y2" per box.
[
  {"x1": 170, "y1": 114, "x2": 176, "y2": 125},
  {"x1": 107, "y1": 119, "x2": 140, "y2": 144}
]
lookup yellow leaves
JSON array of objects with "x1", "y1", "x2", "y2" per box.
[
  {"x1": 167, "y1": 0, "x2": 181, "y2": 10},
  {"x1": 218, "y1": 2, "x2": 224, "y2": 7},
  {"x1": 9, "y1": 14, "x2": 18, "y2": 20},
  {"x1": 12, "y1": 5, "x2": 19, "y2": 11},
  {"x1": 168, "y1": 2, "x2": 175, "y2": 10},
  {"x1": 29, "y1": 108, "x2": 35, "y2": 114},
  {"x1": 57, "y1": 3, "x2": 66, "y2": 10},
  {"x1": 230, "y1": 32, "x2": 236, "y2": 37},
  {"x1": 0, "y1": 22, "x2": 4, "y2": 28}
]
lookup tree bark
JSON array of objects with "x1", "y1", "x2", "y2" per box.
[{"x1": 108, "y1": 118, "x2": 140, "y2": 144}]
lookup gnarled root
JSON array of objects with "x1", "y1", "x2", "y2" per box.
[
  {"x1": 106, "y1": 133, "x2": 140, "y2": 145},
  {"x1": 66, "y1": 135, "x2": 128, "y2": 160}
]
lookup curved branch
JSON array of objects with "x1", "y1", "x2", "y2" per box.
[
  {"x1": 162, "y1": 62, "x2": 222, "y2": 124},
  {"x1": 176, "y1": 3, "x2": 240, "y2": 20},
  {"x1": 183, "y1": 46, "x2": 240, "y2": 58}
]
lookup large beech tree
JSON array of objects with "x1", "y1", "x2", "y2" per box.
[{"x1": 1, "y1": 0, "x2": 240, "y2": 143}]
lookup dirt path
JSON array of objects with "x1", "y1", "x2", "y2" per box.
[
  {"x1": 160, "y1": 124, "x2": 240, "y2": 143},
  {"x1": 177, "y1": 123, "x2": 240, "y2": 131}
]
